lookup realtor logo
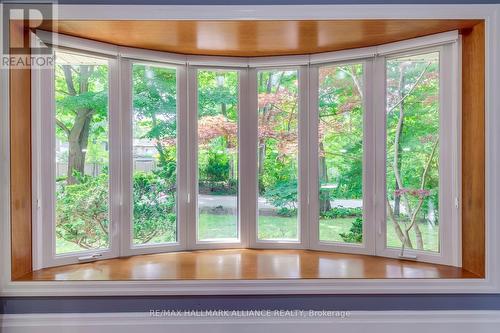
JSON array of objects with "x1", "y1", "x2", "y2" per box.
[{"x1": 1, "y1": 1, "x2": 56, "y2": 68}]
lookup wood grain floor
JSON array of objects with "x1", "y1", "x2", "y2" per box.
[{"x1": 18, "y1": 249, "x2": 478, "y2": 281}]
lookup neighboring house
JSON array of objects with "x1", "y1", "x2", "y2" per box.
[{"x1": 133, "y1": 138, "x2": 158, "y2": 172}]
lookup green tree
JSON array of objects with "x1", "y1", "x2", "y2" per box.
[
  {"x1": 386, "y1": 54, "x2": 440, "y2": 250},
  {"x1": 55, "y1": 58, "x2": 108, "y2": 184}
]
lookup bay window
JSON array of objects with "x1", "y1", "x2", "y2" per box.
[{"x1": 33, "y1": 31, "x2": 460, "y2": 269}]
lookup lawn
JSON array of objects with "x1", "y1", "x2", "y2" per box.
[
  {"x1": 198, "y1": 213, "x2": 439, "y2": 251},
  {"x1": 56, "y1": 214, "x2": 439, "y2": 253}
]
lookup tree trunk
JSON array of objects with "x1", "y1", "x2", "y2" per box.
[
  {"x1": 414, "y1": 223, "x2": 424, "y2": 250},
  {"x1": 58, "y1": 65, "x2": 96, "y2": 185},
  {"x1": 258, "y1": 73, "x2": 274, "y2": 177},
  {"x1": 221, "y1": 103, "x2": 227, "y2": 117},
  {"x1": 66, "y1": 109, "x2": 92, "y2": 184},
  {"x1": 387, "y1": 199, "x2": 412, "y2": 248}
]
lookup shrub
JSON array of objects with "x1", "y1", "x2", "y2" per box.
[
  {"x1": 339, "y1": 217, "x2": 363, "y2": 243},
  {"x1": 204, "y1": 151, "x2": 230, "y2": 182},
  {"x1": 56, "y1": 171, "x2": 177, "y2": 249},
  {"x1": 198, "y1": 179, "x2": 237, "y2": 195},
  {"x1": 263, "y1": 180, "x2": 298, "y2": 212},
  {"x1": 320, "y1": 207, "x2": 362, "y2": 219},
  {"x1": 56, "y1": 172, "x2": 109, "y2": 250},
  {"x1": 132, "y1": 172, "x2": 177, "y2": 244}
]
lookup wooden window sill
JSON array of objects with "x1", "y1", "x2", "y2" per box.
[{"x1": 16, "y1": 249, "x2": 479, "y2": 281}]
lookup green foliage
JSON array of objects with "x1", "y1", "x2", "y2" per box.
[
  {"x1": 55, "y1": 61, "x2": 109, "y2": 144},
  {"x1": 320, "y1": 207, "x2": 362, "y2": 219},
  {"x1": 56, "y1": 172, "x2": 109, "y2": 250},
  {"x1": 263, "y1": 180, "x2": 298, "y2": 215},
  {"x1": 54, "y1": 55, "x2": 440, "y2": 251},
  {"x1": 132, "y1": 172, "x2": 176, "y2": 244},
  {"x1": 133, "y1": 64, "x2": 177, "y2": 142},
  {"x1": 197, "y1": 70, "x2": 239, "y2": 195},
  {"x1": 339, "y1": 217, "x2": 363, "y2": 243},
  {"x1": 319, "y1": 64, "x2": 364, "y2": 200},
  {"x1": 203, "y1": 151, "x2": 230, "y2": 183},
  {"x1": 385, "y1": 54, "x2": 440, "y2": 249},
  {"x1": 56, "y1": 171, "x2": 178, "y2": 248},
  {"x1": 198, "y1": 179, "x2": 237, "y2": 195},
  {"x1": 198, "y1": 70, "x2": 238, "y2": 119}
]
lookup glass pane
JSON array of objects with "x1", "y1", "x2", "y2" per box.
[
  {"x1": 54, "y1": 50, "x2": 110, "y2": 254},
  {"x1": 386, "y1": 52, "x2": 440, "y2": 253},
  {"x1": 318, "y1": 64, "x2": 364, "y2": 244},
  {"x1": 197, "y1": 70, "x2": 239, "y2": 242},
  {"x1": 132, "y1": 64, "x2": 178, "y2": 246},
  {"x1": 257, "y1": 69, "x2": 299, "y2": 241}
]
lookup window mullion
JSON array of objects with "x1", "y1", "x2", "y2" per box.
[
  {"x1": 176, "y1": 64, "x2": 189, "y2": 250},
  {"x1": 363, "y1": 59, "x2": 377, "y2": 255},
  {"x1": 298, "y1": 65, "x2": 310, "y2": 247},
  {"x1": 373, "y1": 55, "x2": 388, "y2": 257},
  {"x1": 246, "y1": 68, "x2": 259, "y2": 247},
  {"x1": 186, "y1": 65, "x2": 198, "y2": 249},
  {"x1": 108, "y1": 56, "x2": 122, "y2": 260},
  {"x1": 238, "y1": 68, "x2": 255, "y2": 248},
  {"x1": 308, "y1": 66, "x2": 320, "y2": 249}
]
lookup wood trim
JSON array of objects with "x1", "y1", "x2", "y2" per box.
[
  {"x1": 9, "y1": 20, "x2": 33, "y2": 280},
  {"x1": 461, "y1": 22, "x2": 486, "y2": 278}
]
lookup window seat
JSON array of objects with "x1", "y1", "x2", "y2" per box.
[{"x1": 17, "y1": 249, "x2": 478, "y2": 281}]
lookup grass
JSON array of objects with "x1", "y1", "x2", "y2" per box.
[
  {"x1": 198, "y1": 213, "x2": 439, "y2": 251},
  {"x1": 386, "y1": 221, "x2": 439, "y2": 252},
  {"x1": 56, "y1": 213, "x2": 439, "y2": 253},
  {"x1": 198, "y1": 213, "x2": 238, "y2": 240}
]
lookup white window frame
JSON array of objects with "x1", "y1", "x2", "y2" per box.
[
  {"x1": 186, "y1": 64, "x2": 248, "y2": 250},
  {"x1": 120, "y1": 58, "x2": 188, "y2": 256},
  {"x1": 248, "y1": 65, "x2": 309, "y2": 249},
  {"x1": 374, "y1": 43, "x2": 462, "y2": 266},
  {"x1": 308, "y1": 59, "x2": 377, "y2": 256},
  {"x1": 31, "y1": 29, "x2": 460, "y2": 269},
  {"x1": 32, "y1": 43, "x2": 121, "y2": 268}
]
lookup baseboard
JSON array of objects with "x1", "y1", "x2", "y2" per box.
[{"x1": 1, "y1": 311, "x2": 500, "y2": 333}]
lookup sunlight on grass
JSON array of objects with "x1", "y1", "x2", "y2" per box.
[{"x1": 56, "y1": 215, "x2": 439, "y2": 253}]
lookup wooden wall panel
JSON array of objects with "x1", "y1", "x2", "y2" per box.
[
  {"x1": 461, "y1": 22, "x2": 485, "y2": 277},
  {"x1": 10, "y1": 20, "x2": 32, "y2": 280}
]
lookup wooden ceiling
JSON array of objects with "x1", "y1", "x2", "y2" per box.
[{"x1": 39, "y1": 20, "x2": 481, "y2": 57}]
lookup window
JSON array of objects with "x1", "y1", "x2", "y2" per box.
[
  {"x1": 34, "y1": 33, "x2": 459, "y2": 268},
  {"x1": 131, "y1": 63, "x2": 178, "y2": 247},
  {"x1": 257, "y1": 69, "x2": 299, "y2": 242},
  {"x1": 54, "y1": 50, "x2": 111, "y2": 255},
  {"x1": 385, "y1": 52, "x2": 440, "y2": 253},
  {"x1": 317, "y1": 63, "x2": 364, "y2": 245},
  {"x1": 36, "y1": 47, "x2": 120, "y2": 267},
  {"x1": 196, "y1": 69, "x2": 240, "y2": 243}
]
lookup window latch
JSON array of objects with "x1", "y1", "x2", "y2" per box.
[
  {"x1": 78, "y1": 253, "x2": 102, "y2": 262},
  {"x1": 399, "y1": 253, "x2": 418, "y2": 260}
]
